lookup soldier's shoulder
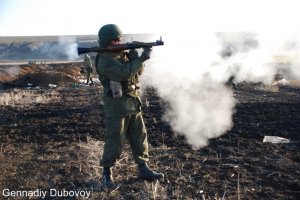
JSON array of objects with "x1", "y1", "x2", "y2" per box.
[
  {"x1": 98, "y1": 54, "x2": 112, "y2": 62},
  {"x1": 97, "y1": 55, "x2": 115, "y2": 70},
  {"x1": 96, "y1": 52, "x2": 109, "y2": 60}
]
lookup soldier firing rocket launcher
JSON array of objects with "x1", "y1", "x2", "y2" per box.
[{"x1": 77, "y1": 37, "x2": 164, "y2": 55}]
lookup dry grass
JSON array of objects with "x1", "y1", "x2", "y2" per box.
[
  {"x1": 0, "y1": 89, "x2": 59, "y2": 106},
  {"x1": 68, "y1": 138, "x2": 170, "y2": 199}
]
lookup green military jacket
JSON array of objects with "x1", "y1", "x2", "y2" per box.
[{"x1": 96, "y1": 51, "x2": 144, "y2": 117}]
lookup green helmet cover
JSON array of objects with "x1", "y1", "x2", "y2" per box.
[{"x1": 98, "y1": 24, "x2": 122, "y2": 46}]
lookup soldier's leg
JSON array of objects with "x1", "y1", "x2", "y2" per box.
[
  {"x1": 127, "y1": 113, "x2": 164, "y2": 181},
  {"x1": 86, "y1": 72, "x2": 90, "y2": 84},
  {"x1": 126, "y1": 112, "x2": 149, "y2": 164},
  {"x1": 88, "y1": 70, "x2": 93, "y2": 84},
  {"x1": 100, "y1": 116, "x2": 130, "y2": 167}
]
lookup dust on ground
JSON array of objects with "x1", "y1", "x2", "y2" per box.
[{"x1": 0, "y1": 63, "x2": 299, "y2": 199}]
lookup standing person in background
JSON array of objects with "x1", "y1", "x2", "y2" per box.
[
  {"x1": 84, "y1": 54, "x2": 94, "y2": 85},
  {"x1": 95, "y1": 24, "x2": 164, "y2": 187}
]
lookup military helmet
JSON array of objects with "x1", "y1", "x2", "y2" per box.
[{"x1": 98, "y1": 24, "x2": 122, "y2": 46}]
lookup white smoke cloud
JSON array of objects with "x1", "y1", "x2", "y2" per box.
[
  {"x1": 58, "y1": 36, "x2": 79, "y2": 60},
  {"x1": 158, "y1": 78, "x2": 235, "y2": 149},
  {"x1": 0, "y1": 65, "x2": 21, "y2": 83},
  {"x1": 220, "y1": 32, "x2": 300, "y2": 82},
  {"x1": 141, "y1": 29, "x2": 300, "y2": 149},
  {"x1": 264, "y1": 32, "x2": 300, "y2": 80},
  {"x1": 39, "y1": 36, "x2": 79, "y2": 60},
  {"x1": 141, "y1": 32, "x2": 236, "y2": 149},
  {"x1": 3, "y1": 65, "x2": 21, "y2": 77}
]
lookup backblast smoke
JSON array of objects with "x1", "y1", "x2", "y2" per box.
[{"x1": 141, "y1": 30, "x2": 300, "y2": 149}]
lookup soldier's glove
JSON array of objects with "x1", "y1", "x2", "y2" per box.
[
  {"x1": 140, "y1": 47, "x2": 152, "y2": 62},
  {"x1": 128, "y1": 49, "x2": 139, "y2": 61}
]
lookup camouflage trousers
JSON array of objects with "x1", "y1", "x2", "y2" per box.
[{"x1": 100, "y1": 112, "x2": 149, "y2": 167}]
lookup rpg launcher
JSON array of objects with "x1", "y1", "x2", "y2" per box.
[{"x1": 77, "y1": 37, "x2": 164, "y2": 55}]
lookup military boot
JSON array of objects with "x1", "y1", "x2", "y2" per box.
[
  {"x1": 138, "y1": 163, "x2": 164, "y2": 181},
  {"x1": 102, "y1": 167, "x2": 114, "y2": 187}
]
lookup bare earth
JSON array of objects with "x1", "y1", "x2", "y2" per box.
[{"x1": 0, "y1": 63, "x2": 299, "y2": 200}]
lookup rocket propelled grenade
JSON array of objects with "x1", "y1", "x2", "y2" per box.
[{"x1": 77, "y1": 37, "x2": 164, "y2": 55}]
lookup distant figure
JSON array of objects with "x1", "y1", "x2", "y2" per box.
[{"x1": 84, "y1": 54, "x2": 94, "y2": 84}]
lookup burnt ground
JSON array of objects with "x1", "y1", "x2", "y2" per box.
[{"x1": 0, "y1": 63, "x2": 299, "y2": 200}]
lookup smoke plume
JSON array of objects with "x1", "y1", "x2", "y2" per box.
[
  {"x1": 141, "y1": 30, "x2": 300, "y2": 149},
  {"x1": 58, "y1": 36, "x2": 79, "y2": 60},
  {"x1": 0, "y1": 65, "x2": 21, "y2": 83},
  {"x1": 39, "y1": 36, "x2": 79, "y2": 60}
]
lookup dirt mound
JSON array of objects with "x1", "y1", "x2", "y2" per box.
[
  {"x1": 11, "y1": 71, "x2": 79, "y2": 87},
  {"x1": 0, "y1": 63, "x2": 83, "y2": 87}
]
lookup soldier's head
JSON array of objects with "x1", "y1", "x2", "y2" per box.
[{"x1": 98, "y1": 24, "x2": 122, "y2": 47}]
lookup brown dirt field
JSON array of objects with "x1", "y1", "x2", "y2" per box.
[{"x1": 0, "y1": 63, "x2": 299, "y2": 200}]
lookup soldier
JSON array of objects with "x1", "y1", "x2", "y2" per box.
[
  {"x1": 84, "y1": 54, "x2": 94, "y2": 85},
  {"x1": 95, "y1": 24, "x2": 164, "y2": 187}
]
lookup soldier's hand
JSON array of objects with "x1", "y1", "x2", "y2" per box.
[
  {"x1": 128, "y1": 49, "x2": 139, "y2": 60},
  {"x1": 140, "y1": 47, "x2": 152, "y2": 62}
]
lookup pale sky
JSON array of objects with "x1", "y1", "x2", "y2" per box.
[{"x1": 1, "y1": 0, "x2": 300, "y2": 36}]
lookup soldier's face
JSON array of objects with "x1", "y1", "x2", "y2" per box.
[{"x1": 111, "y1": 38, "x2": 121, "y2": 45}]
